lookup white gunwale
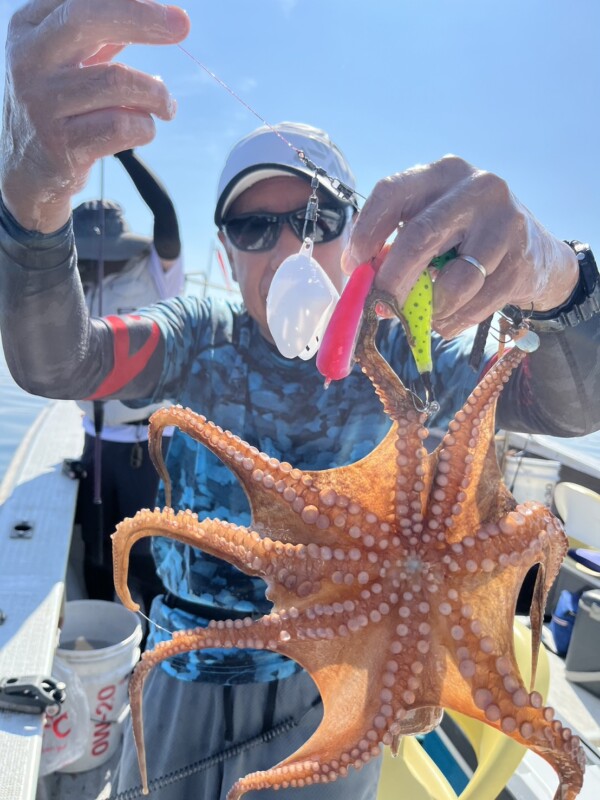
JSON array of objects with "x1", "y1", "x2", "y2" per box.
[{"x1": 0, "y1": 400, "x2": 83, "y2": 800}]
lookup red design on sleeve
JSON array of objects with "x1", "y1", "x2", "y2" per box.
[{"x1": 87, "y1": 315, "x2": 160, "y2": 400}]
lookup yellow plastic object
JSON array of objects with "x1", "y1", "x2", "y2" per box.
[
  {"x1": 377, "y1": 620, "x2": 550, "y2": 800},
  {"x1": 553, "y1": 481, "x2": 600, "y2": 551},
  {"x1": 381, "y1": 735, "x2": 456, "y2": 800}
]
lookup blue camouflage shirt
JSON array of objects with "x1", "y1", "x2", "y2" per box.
[{"x1": 138, "y1": 295, "x2": 488, "y2": 684}]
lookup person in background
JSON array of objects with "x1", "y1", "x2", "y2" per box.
[
  {"x1": 1, "y1": 3, "x2": 600, "y2": 799},
  {"x1": 73, "y1": 149, "x2": 184, "y2": 613}
]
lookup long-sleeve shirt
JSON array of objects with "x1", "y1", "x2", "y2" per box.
[{"x1": 1, "y1": 199, "x2": 600, "y2": 682}]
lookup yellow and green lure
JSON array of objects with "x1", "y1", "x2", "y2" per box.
[
  {"x1": 398, "y1": 269, "x2": 434, "y2": 373},
  {"x1": 396, "y1": 248, "x2": 457, "y2": 408},
  {"x1": 317, "y1": 248, "x2": 457, "y2": 412}
]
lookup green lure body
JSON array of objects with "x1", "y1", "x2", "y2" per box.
[
  {"x1": 399, "y1": 247, "x2": 457, "y2": 375},
  {"x1": 399, "y1": 270, "x2": 434, "y2": 374}
]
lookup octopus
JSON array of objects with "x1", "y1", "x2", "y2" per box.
[{"x1": 112, "y1": 299, "x2": 586, "y2": 800}]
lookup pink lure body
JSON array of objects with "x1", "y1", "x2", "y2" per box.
[{"x1": 316, "y1": 262, "x2": 376, "y2": 383}]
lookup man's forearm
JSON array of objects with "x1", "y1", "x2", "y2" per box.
[
  {"x1": 498, "y1": 316, "x2": 600, "y2": 436},
  {"x1": 0, "y1": 194, "x2": 108, "y2": 398},
  {"x1": 0, "y1": 194, "x2": 166, "y2": 402}
]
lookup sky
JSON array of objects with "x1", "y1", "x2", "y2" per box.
[{"x1": 0, "y1": 0, "x2": 598, "y2": 298}]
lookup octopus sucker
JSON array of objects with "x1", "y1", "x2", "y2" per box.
[{"x1": 113, "y1": 297, "x2": 584, "y2": 799}]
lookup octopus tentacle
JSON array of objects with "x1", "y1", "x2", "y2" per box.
[
  {"x1": 111, "y1": 508, "x2": 306, "y2": 610},
  {"x1": 355, "y1": 305, "x2": 433, "y2": 526},
  {"x1": 440, "y1": 646, "x2": 585, "y2": 800},
  {"x1": 354, "y1": 302, "x2": 417, "y2": 424},
  {"x1": 226, "y1": 760, "x2": 342, "y2": 800},
  {"x1": 227, "y1": 687, "x2": 383, "y2": 800},
  {"x1": 148, "y1": 406, "x2": 395, "y2": 546},
  {"x1": 115, "y1": 328, "x2": 585, "y2": 798},
  {"x1": 232, "y1": 634, "x2": 395, "y2": 800},
  {"x1": 129, "y1": 615, "x2": 306, "y2": 795},
  {"x1": 225, "y1": 705, "x2": 382, "y2": 800},
  {"x1": 433, "y1": 501, "x2": 567, "y2": 684},
  {"x1": 434, "y1": 503, "x2": 566, "y2": 587},
  {"x1": 427, "y1": 349, "x2": 525, "y2": 541},
  {"x1": 147, "y1": 405, "x2": 306, "y2": 511}
]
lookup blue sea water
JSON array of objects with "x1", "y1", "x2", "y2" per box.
[{"x1": 0, "y1": 337, "x2": 48, "y2": 484}]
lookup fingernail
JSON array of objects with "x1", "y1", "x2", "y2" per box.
[
  {"x1": 166, "y1": 7, "x2": 190, "y2": 35},
  {"x1": 341, "y1": 247, "x2": 360, "y2": 275},
  {"x1": 167, "y1": 95, "x2": 178, "y2": 118}
]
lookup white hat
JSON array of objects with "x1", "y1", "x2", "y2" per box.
[{"x1": 214, "y1": 122, "x2": 358, "y2": 226}]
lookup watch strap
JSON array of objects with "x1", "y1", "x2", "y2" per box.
[{"x1": 518, "y1": 241, "x2": 600, "y2": 333}]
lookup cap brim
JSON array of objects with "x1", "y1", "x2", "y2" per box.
[
  {"x1": 75, "y1": 233, "x2": 151, "y2": 262},
  {"x1": 215, "y1": 165, "x2": 353, "y2": 226}
]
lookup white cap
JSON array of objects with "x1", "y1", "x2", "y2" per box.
[{"x1": 214, "y1": 121, "x2": 358, "y2": 226}]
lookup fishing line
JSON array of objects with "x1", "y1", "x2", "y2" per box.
[
  {"x1": 137, "y1": 608, "x2": 175, "y2": 637},
  {"x1": 176, "y1": 44, "x2": 365, "y2": 204},
  {"x1": 177, "y1": 45, "x2": 295, "y2": 150}
]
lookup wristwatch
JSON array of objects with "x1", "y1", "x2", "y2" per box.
[{"x1": 511, "y1": 241, "x2": 600, "y2": 334}]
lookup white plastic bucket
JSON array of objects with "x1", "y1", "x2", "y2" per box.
[
  {"x1": 503, "y1": 454, "x2": 561, "y2": 506},
  {"x1": 56, "y1": 600, "x2": 142, "y2": 773}
]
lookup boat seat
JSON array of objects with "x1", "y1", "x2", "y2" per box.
[
  {"x1": 377, "y1": 619, "x2": 550, "y2": 800},
  {"x1": 568, "y1": 548, "x2": 600, "y2": 573},
  {"x1": 554, "y1": 481, "x2": 600, "y2": 554},
  {"x1": 545, "y1": 482, "x2": 600, "y2": 612}
]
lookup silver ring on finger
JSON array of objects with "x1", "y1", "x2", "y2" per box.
[{"x1": 457, "y1": 254, "x2": 487, "y2": 279}]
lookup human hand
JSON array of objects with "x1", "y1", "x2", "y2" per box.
[
  {"x1": 0, "y1": 1, "x2": 190, "y2": 234},
  {"x1": 342, "y1": 156, "x2": 579, "y2": 339}
]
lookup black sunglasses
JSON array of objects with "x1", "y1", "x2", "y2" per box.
[{"x1": 222, "y1": 205, "x2": 349, "y2": 252}]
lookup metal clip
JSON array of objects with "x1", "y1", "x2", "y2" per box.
[
  {"x1": 328, "y1": 177, "x2": 358, "y2": 205},
  {"x1": 295, "y1": 151, "x2": 326, "y2": 177},
  {"x1": 497, "y1": 305, "x2": 540, "y2": 355},
  {"x1": 500, "y1": 304, "x2": 527, "y2": 329},
  {"x1": 301, "y1": 171, "x2": 320, "y2": 242},
  {"x1": 296, "y1": 150, "x2": 358, "y2": 207},
  {"x1": 0, "y1": 676, "x2": 66, "y2": 716}
]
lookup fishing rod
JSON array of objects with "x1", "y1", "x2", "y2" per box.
[{"x1": 92, "y1": 158, "x2": 106, "y2": 564}]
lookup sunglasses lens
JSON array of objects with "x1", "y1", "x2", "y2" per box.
[
  {"x1": 315, "y1": 207, "x2": 348, "y2": 242},
  {"x1": 225, "y1": 216, "x2": 279, "y2": 251},
  {"x1": 226, "y1": 206, "x2": 348, "y2": 251},
  {"x1": 289, "y1": 207, "x2": 347, "y2": 243}
]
